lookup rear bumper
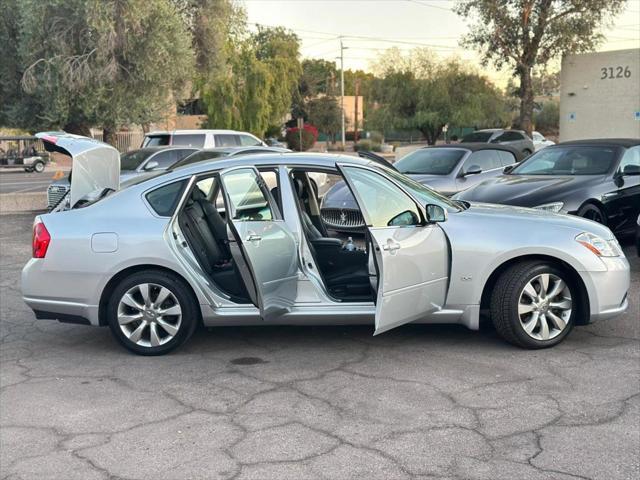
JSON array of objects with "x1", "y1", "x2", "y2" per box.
[
  {"x1": 580, "y1": 256, "x2": 630, "y2": 323},
  {"x1": 23, "y1": 296, "x2": 99, "y2": 326}
]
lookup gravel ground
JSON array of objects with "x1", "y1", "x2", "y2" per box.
[{"x1": 1, "y1": 212, "x2": 638, "y2": 480}]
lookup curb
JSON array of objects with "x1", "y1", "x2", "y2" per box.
[{"x1": 0, "y1": 192, "x2": 47, "y2": 214}]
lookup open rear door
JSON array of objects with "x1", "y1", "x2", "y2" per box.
[
  {"x1": 338, "y1": 164, "x2": 449, "y2": 335},
  {"x1": 219, "y1": 167, "x2": 298, "y2": 320},
  {"x1": 37, "y1": 132, "x2": 119, "y2": 208}
]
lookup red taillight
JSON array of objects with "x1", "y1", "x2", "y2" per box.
[{"x1": 32, "y1": 221, "x2": 51, "y2": 258}]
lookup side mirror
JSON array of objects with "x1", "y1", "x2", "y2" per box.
[
  {"x1": 462, "y1": 165, "x2": 482, "y2": 177},
  {"x1": 426, "y1": 204, "x2": 447, "y2": 223},
  {"x1": 622, "y1": 164, "x2": 640, "y2": 176},
  {"x1": 503, "y1": 164, "x2": 515, "y2": 174},
  {"x1": 144, "y1": 160, "x2": 159, "y2": 171}
]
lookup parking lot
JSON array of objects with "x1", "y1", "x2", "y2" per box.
[{"x1": 1, "y1": 211, "x2": 638, "y2": 479}]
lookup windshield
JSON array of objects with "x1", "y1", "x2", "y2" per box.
[
  {"x1": 379, "y1": 165, "x2": 461, "y2": 212},
  {"x1": 461, "y1": 131, "x2": 494, "y2": 142},
  {"x1": 511, "y1": 146, "x2": 618, "y2": 175},
  {"x1": 172, "y1": 150, "x2": 227, "y2": 169},
  {"x1": 395, "y1": 148, "x2": 466, "y2": 175},
  {"x1": 120, "y1": 150, "x2": 157, "y2": 171},
  {"x1": 143, "y1": 134, "x2": 170, "y2": 147}
]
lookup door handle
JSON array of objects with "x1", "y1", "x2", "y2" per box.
[
  {"x1": 245, "y1": 233, "x2": 262, "y2": 242},
  {"x1": 382, "y1": 239, "x2": 401, "y2": 253}
]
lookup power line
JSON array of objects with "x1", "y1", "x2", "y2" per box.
[{"x1": 404, "y1": 0, "x2": 454, "y2": 12}]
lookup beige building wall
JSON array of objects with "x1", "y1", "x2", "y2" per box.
[
  {"x1": 341, "y1": 96, "x2": 364, "y2": 131},
  {"x1": 560, "y1": 49, "x2": 640, "y2": 141}
]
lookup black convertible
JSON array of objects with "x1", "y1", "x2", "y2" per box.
[{"x1": 456, "y1": 139, "x2": 640, "y2": 237}]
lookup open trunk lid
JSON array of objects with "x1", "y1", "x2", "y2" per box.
[{"x1": 37, "y1": 132, "x2": 120, "y2": 208}]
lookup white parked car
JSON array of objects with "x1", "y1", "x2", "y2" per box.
[
  {"x1": 532, "y1": 131, "x2": 555, "y2": 151},
  {"x1": 142, "y1": 130, "x2": 265, "y2": 149}
]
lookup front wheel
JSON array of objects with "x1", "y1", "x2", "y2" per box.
[
  {"x1": 106, "y1": 270, "x2": 199, "y2": 355},
  {"x1": 490, "y1": 262, "x2": 577, "y2": 349},
  {"x1": 577, "y1": 203, "x2": 607, "y2": 226},
  {"x1": 33, "y1": 161, "x2": 45, "y2": 173}
]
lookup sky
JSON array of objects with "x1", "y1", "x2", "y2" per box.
[{"x1": 244, "y1": 0, "x2": 640, "y2": 86}]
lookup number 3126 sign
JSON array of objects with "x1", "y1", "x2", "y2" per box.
[{"x1": 600, "y1": 66, "x2": 632, "y2": 79}]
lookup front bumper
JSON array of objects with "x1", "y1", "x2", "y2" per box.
[{"x1": 580, "y1": 256, "x2": 631, "y2": 323}]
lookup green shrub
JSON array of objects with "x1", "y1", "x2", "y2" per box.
[
  {"x1": 354, "y1": 139, "x2": 372, "y2": 151},
  {"x1": 370, "y1": 131, "x2": 384, "y2": 144}
]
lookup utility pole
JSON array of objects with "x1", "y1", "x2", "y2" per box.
[
  {"x1": 354, "y1": 78, "x2": 360, "y2": 143},
  {"x1": 339, "y1": 39, "x2": 346, "y2": 150}
]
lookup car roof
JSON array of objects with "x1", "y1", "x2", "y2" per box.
[
  {"x1": 145, "y1": 129, "x2": 256, "y2": 136},
  {"x1": 195, "y1": 146, "x2": 290, "y2": 155},
  {"x1": 128, "y1": 146, "x2": 197, "y2": 154},
  {"x1": 421, "y1": 142, "x2": 523, "y2": 157},
  {"x1": 556, "y1": 138, "x2": 640, "y2": 148}
]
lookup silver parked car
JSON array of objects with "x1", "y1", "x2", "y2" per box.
[
  {"x1": 23, "y1": 133, "x2": 630, "y2": 355},
  {"x1": 47, "y1": 146, "x2": 197, "y2": 210},
  {"x1": 462, "y1": 129, "x2": 535, "y2": 156}
]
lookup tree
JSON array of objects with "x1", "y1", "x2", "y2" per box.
[
  {"x1": 535, "y1": 100, "x2": 559, "y2": 135},
  {"x1": 6, "y1": 0, "x2": 195, "y2": 142},
  {"x1": 455, "y1": 0, "x2": 626, "y2": 135},
  {"x1": 201, "y1": 25, "x2": 302, "y2": 137},
  {"x1": 371, "y1": 49, "x2": 509, "y2": 144},
  {"x1": 307, "y1": 96, "x2": 341, "y2": 144}
]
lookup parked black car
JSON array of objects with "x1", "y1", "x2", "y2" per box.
[{"x1": 455, "y1": 139, "x2": 640, "y2": 237}]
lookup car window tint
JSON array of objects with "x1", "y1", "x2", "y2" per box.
[
  {"x1": 239, "y1": 135, "x2": 261, "y2": 146},
  {"x1": 395, "y1": 148, "x2": 466, "y2": 175},
  {"x1": 175, "y1": 149, "x2": 197, "y2": 161},
  {"x1": 618, "y1": 146, "x2": 640, "y2": 173},
  {"x1": 171, "y1": 134, "x2": 205, "y2": 148},
  {"x1": 461, "y1": 131, "x2": 493, "y2": 142},
  {"x1": 513, "y1": 146, "x2": 617, "y2": 175},
  {"x1": 342, "y1": 167, "x2": 420, "y2": 227},
  {"x1": 221, "y1": 168, "x2": 273, "y2": 221},
  {"x1": 173, "y1": 150, "x2": 227, "y2": 169},
  {"x1": 120, "y1": 150, "x2": 156, "y2": 170},
  {"x1": 151, "y1": 150, "x2": 178, "y2": 168},
  {"x1": 495, "y1": 150, "x2": 517, "y2": 166},
  {"x1": 215, "y1": 134, "x2": 239, "y2": 147},
  {"x1": 146, "y1": 180, "x2": 187, "y2": 216},
  {"x1": 495, "y1": 131, "x2": 523, "y2": 142},
  {"x1": 143, "y1": 135, "x2": 170, "y2": 147},
  {"x1": 465, "y1": 150, "x2": 501, "y2": 171}
]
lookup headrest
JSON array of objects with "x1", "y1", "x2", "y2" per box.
[
  {"x1": 293, "y1": 178, "x2": 305, "y2": 198},
  {"x1": 192, "y1": 187, "x2": 207, "y2": 201}
]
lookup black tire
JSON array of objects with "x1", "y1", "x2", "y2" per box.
[
  {"x1": 490, "y1": 261, "x2": 577, "y2": 349},
  {"x1": 106, "y1": 270, "x2": 199, "y2": 355},
  {"x1": 24, "y1": 167, "x2": 33, "y2": 173},
  {"x1": 522, "y1": 149, "x2": 532, "y2": 156},
  {"x1": 577, "y1": 203, "x2": 607, "y2": 226},
  {"x1": 33, "y1": 161, "x2": 45, "y2": 173}
]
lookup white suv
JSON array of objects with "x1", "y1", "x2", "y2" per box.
[{"x1": 142, "y1": 130, "x2": 265, "y2": 149}]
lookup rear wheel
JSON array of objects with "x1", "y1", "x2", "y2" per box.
[
  {"x1": 490, "y1": 261, "x2": 576, "y2": 349},
  {"x1": 578, "y1": 203, "x2": 607, "y2": 226},
  {"x1": 106, "y1": 270, "x2": 199, "y2": 355},
  {"x1": 33, "y1": 161, "x2": 45, "y2": 173},
  {"x1": 522, "y1": 149, "x2": 532, "y2": 156}
]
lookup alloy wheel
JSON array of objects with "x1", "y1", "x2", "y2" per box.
[
  {"x1": 517, "y1": 273, "x2": 572, "y2": 341},
  {"x1": 117, "y1": 283, "x2": 182, "y2": 347}
]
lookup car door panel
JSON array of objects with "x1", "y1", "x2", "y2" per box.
[
  {"x1": 220, "y1": 167, "x2": 299, "y2": 320},
  {"x1": 369, "y1": 226, "x2": 448, "y2": 334},
  {"x1": 337, "y1": 164, "x2": 449, "y2": 335}
]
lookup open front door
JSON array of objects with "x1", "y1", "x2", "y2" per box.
[
  {"x1": 338, "y1": 164, "x2": 449, "y2": 335},
  {"x1": 219, "y1": 167, "x2": 298, "y2": 320}
]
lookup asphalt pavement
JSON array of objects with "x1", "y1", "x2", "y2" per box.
[
  {"x1": 1, "y1": 212, "x2": 638, "y2": 480},
  {"x1": 0, "y1": 167, "x2": 68, "y2": 194}
]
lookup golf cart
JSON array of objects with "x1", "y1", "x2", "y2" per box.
[{"x1": 0, "y1": 136, "x2": 50, "y2": 173}]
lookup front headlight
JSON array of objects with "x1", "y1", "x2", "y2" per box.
[
  {"x1": 575, "y1": 232, "x2": 623, "y2": 257},
  {"x1": 533, "y1": 202, "x2": 564, "y2": 213}
]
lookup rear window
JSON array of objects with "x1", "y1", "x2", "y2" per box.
[
  {"x1": 239, "y1": 134, "x2": 261, "y2": 146},
  {"x1": 143, "y1": 135, "x2": 170, "y2": 147},
  {"x1": 172, "y1": 150, "x2": 227, "y2": 169},
  {"x1": 512, "y1": 146, "x2": 618, "y2": 175},
  {"x1": 461, "y1": 131, "x2": 494, "y2": 143},
  {"x1": 215, "y1": 134, "x2": 239, "y2": 147},
  {"x1": 146, "y1": 180, "x2": 187, "y2": 216},
  {"x1": 395, "y1": 148, "x2": 466, "y2": 175},
  {"x1": 171, "y1": 134, "x2": 206, "y2": 148}
]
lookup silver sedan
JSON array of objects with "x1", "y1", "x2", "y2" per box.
[{"x1": 22, "y1": 133, "x2": 630, "y2": 355}]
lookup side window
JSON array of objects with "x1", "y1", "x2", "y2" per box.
[
  {"x1": 151, "y1": 150, "x2": 178, "y2": 168},
  {"x1": 143, "y1": 135, "x2": 170, "y2": 147},
  {"x1": 239, "y1": 134, "x2": 261, "y2": 146},
  {"x1": 171, "y1": 134, "x2": 206, "y2": 147},
  {"x1": 465, "y1": 150, "x2": 501, "y2": 171},
  {"x1": 221, "y1": 168, "x2": 274, "y2": 221},
  {"x1": 342, "y1": 167, "x2": 420, "y2": 227},
  {"x1": 215, "y1": 134, "x2": 239, "y2": 147},
  {"x1": 494, "y1": 131, "x2": 522, "y2": 142},
  {"x1": 176, "y1": 149, "x2": 196, "y2": 161},
  {"x1": 495, "y1": 150, "x2": 517, "y2": 166},
  {"x1": 618, "y1": 146, "x2": 640, "y2": 174},
  {"x1": 146, "y1": 180, "x2": 187, "y2": 216}
]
